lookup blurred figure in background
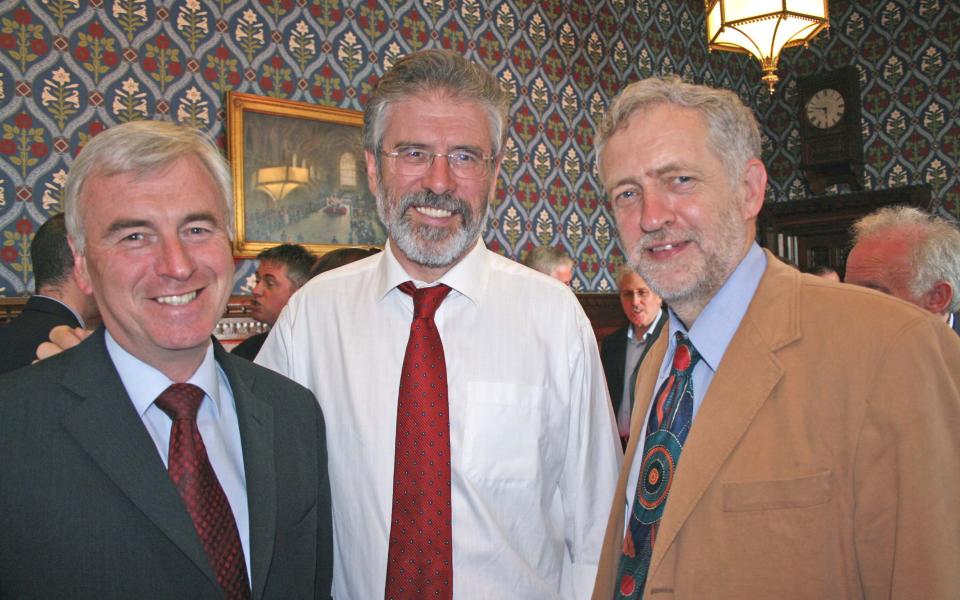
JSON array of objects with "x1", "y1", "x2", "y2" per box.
[
  {"x1": 308, "y1": 246, "x2": 381, "y2": 279},
  {"x1": 600, "y1": 265, "x2": 666, "y2": 448},
  {"x1": 0, "y1": 213, "x2": 99, "y2": 375},
  {"x1": 232, "y1": 243, "x2": 314, "y2": 360},
  {"x1": 847, "y1": 205, "x2": 960, "y2": 334},
  {"x1": 522, "y1": 245, "x2": 576, "y2": 285},
  {"x1": 804, "y1": 263, "x2": 841, "y2": 282}
]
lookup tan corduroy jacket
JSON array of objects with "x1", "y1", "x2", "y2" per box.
[{"x1": 593, "y1": 252, "x2": 960, "y2": 600}]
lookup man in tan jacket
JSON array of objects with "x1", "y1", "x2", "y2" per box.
[{"x1": 592, "y1": 75, "x2": 960, "y2": 599}]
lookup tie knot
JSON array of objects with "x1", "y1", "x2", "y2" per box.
[
  {"x1": 398, "y1": 281, "x2": 452, "y2": 320},
  {"x1": 155, "y1": 383, "x2": 206, "y2": 421},
  {"x1": 671, "y1": 332, "x2": 701, "y2": 374}
]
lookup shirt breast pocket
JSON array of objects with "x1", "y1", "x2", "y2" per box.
[{"x1": 461, "y1": 381, "x2": 546, "y2": 485}]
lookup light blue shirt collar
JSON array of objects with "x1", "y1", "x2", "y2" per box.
[
  {"x1": 666, "y1": 242, "x2": 767, "y2": 372},
  {"x1": 104, "y1": 331, "x2": 222, "y2": 417}
]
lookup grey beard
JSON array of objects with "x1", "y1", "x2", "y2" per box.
[{"x1": 378, "y1": 189, "x2": 487, "y2": 268}]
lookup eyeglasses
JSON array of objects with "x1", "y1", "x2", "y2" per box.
[{"x1": 382, "y1": 147, "x2": 496, "y2": 180}]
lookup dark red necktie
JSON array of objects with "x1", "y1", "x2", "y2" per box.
[
  {"x1": 155, "y1": 383, "x2": 251, "y2": 600},
  {"x1": 385, "y1": 282, "x2": 454, "y2": 600}
]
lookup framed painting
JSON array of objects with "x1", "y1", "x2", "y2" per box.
[{"x1": 226, "y1": 91, "x2": 386, "y2": 258}]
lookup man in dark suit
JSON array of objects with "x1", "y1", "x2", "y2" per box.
[
  {"x1": 847, "y1": 205, "x2": 960, "y2": 335},
  {"x1": 0, "y1": 213, "x2": 98, "y2": 375},
  {"x1": 232, "y1": 243, "x2": 315, "y2": 361},
  {"x1": 600, "y1": 265, "x2": 666, "y2": 447},
  {"x1": 0, "y1": 121, "x2": 332, "y2": 599}
]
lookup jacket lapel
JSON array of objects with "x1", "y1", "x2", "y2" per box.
[
  {"x1": 217, "y1": 345, "x2": 277, "y2": 600},
  {"x1": 637, "y1": 253, "x2": 801, "y2": 584},
  {"x1": 59, "y1": 329, "x2": 219, "y2": 588}
]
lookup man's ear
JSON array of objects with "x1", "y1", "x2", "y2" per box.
[
  {"x1": 365, "y1": 150, "x2": 379, "y2": 197},
  {"x1": 919, "y1": 280, "x2": 953, "y2": 317},
  {"x1": 740, "y1": 158, "x2": 767, "y2": 220},
  {"x1": 69, "y1": 237, "x2": 94, "y2": 296}
]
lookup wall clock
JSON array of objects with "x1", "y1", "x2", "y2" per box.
[{"x1": 797, "y1": 66, "x2": 864, "y2": 193}]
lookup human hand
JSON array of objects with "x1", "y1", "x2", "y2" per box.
[{"x1": 35, "y1": 325, "x2": 91, "y2": 361}]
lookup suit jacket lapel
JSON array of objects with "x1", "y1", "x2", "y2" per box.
[
  {"x1": 631, "y1": 253, "x2": 800, "y2": 584},
  {"x1": 217, "y1": 344, "x2": 277, "y2": 600},
  {"x1": 59, "y1": 329, "x2": 219, "y2": 587}
]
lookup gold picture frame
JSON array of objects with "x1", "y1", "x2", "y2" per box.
[{"x1": 226, "y1": 91, "x2": 386, "y2": 258}]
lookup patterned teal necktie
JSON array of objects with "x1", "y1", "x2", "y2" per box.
[{"x1": 615, "y1": 332, "x2": 700, "y2": 599}]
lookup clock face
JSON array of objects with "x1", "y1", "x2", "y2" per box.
[{"x1": 804, "y1": 88, "x2": 846, "y2": 129}]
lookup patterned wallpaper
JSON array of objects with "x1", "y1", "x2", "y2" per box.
[{"x1": 0, "y1": 0, "x2": 956, "y2": 296}]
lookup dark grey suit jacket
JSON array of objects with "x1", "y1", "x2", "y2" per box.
[
  {"x1": 599, "y1": 310, "x2": 668, "y2": 417},
  {"x1": 0, "y1": 328, "x2": 333, "y2": 599},
  {"x1": 0, "y1": 295, "x2": 81, "y2": 375}
]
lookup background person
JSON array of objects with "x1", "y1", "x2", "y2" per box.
[
  {"x1": 522, "y1": 245, "x2": 576, "y2": 285},
  {"x1": 599, "y1": 265, "x2": 665, "y2": 448},
  {"x1": 846, "y1": 205, "x2": 960, "y2": 334},
  {"x1": 0, "y1": 213, "x2": 98, "y2": 375},
  {"x1": 308, "y1": 246, "x2": 382, "y2": 279},
  {"x1": 231, "y1": 243, "x2": 315, "y2": 360}
]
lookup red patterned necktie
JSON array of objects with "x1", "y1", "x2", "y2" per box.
[
  {"x1": 385, "y1": 282, "x2": 454, "y2": 600},
  {"x1": 155, "y1": 383, "x2": 251, "y2": 600}
]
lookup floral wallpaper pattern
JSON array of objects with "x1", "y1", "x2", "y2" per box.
[{"x1": 0, "y1": 0, "x2": 956, "y2": 296}]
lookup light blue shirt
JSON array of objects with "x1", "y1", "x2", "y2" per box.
[
  {"x1": 105, "y1": 332, "x2": 251, "y2": 581},
  {"x1": 625, "y1": 243, "x2": 767, "y2": 522}
]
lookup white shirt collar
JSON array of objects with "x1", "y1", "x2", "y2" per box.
[{"x1": 374, "y1": 238, "x2": 489, "y2": 306}]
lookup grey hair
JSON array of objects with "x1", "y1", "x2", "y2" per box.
[
  {"x1": 522, "y1": 245, "x2": 573, "y2": 275},
  {"x1": 614, "y1": 263, "x2": 641, "y2": 288},
  {"x1": 363, "y1": 49, "x2": 510, "y2": 160},
  {"x1": 64, "y1": 120, "x2": 233, "y2": 253},
  {"x1": 595, "y1": 75, "x2": 761, "y2": 184},
  {"x1": 852, "y1": 205, "x2": 960, "y2": 313}
]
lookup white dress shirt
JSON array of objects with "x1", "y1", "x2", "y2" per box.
[
  {"x1": 257, "y1": 239, "x2": 621, "y2": 599},
  {"x1": 106, "y1": 332, "x2": 251, "y2": 581}
]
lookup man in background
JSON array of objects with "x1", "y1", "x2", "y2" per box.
[
  {"x1": 522, "y1": 245, "x2": 576, "y2": 285},
  {"x1": 804, "y1": 263, "x2": 841, "y2": 282},
  {"x1": 846, "y1": 205, "x2": 960, "y2": 334},
  {"x1": 0, "y1": 120, "x2": 332, "y2": 598},
  {"x1": 231, "y1": 243, "x2": 314, "y2": 360},
  {"x1": 599, "y1": 265, "x2": 665, "y2": 448},
  {"x1": 258, "y1": 49, "x2": 619, "y2": 599},
  {"x1": 591, "y1": 75, "x2": 959, "y2": 599},
  {"x1": 0, "y1": 212, "x2": 98, "y2": 375},
  {"x1": 307, "y1": 246, "x2": 381, "y2": 279}
]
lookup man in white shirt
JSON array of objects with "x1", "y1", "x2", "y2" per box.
[{"x1": 257, "y1": 49, "x2": 620, "y2": 600}]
